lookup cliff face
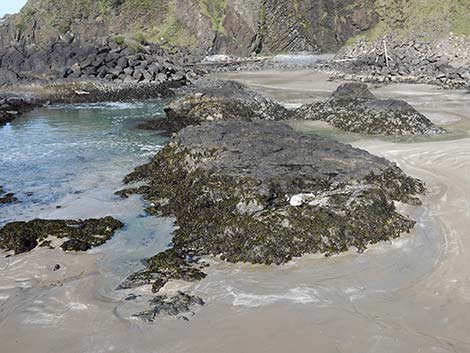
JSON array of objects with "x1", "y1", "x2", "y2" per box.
[
  {"x1": 0, "y1": 0, "x2": 377, "y2": 56},
  {"x1": 333, "y1": 0, "x2": 470, "y2": 87}
]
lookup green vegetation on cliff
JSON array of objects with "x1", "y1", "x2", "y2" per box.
[
  {"x1": 5, "y1": 0, "x2": 470, "y2": 55},
  {"x1": 350, "y1": 0, "x2": 470, "y2": 43}
]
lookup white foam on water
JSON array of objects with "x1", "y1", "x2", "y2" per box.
[
  {"x1": 271, "y1": 52, "x2": 334, "y2": 66},
  {"x1": 227, "y1": 286, "x2": 320, "y2": 307}
]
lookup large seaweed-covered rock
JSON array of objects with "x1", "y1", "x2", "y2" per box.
[
  {"x1": 121, "y1": 120, "x2": 424, "y2": 292},
  {"x1": 0, "y1": 216, "x2": 124, "y2": 254},
  {"x1": 296, "y1": 83, "x2": 444, "y2": 135},
  {"x1": 138, "y1": 80, "x2": 293, "y2": 133}
]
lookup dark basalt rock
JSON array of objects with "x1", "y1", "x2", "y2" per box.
[
  {"x1": 0, "y1": 93, "x2": 44, "y2": 126},
  {"x1": 296, "y1": 83, "x2": 444, "y2": 135},
  {"x1": 138, "y1": 79, "x2": 293, "y2": 133},
  {"x1": 0, "y1": 193, "x2": 19, "y2": 204},
  {"x1": 0, "y1": 111, "x2": 15, "y2": 126},
  {"x1": 331, "y1": 82, "x2": 375, "y2": 100},
  {"x1": 121, "y1": 119, "x2": 425, "y2": 291},
  {"x1": 43, "y1": 81, "x2": 179, "y2": 104},
  {"x1": 133, "y1": 291, "x2": 205, "y2": 322},
  {"x1": 333, "y1": 37, "x2": 470, "y2": 89},
  {"x1": 0, "y1": 216, "x2": 124, "y2": 255},
  {"x1": 0, "y1": 35, "x2": 198, "y2": 88}
]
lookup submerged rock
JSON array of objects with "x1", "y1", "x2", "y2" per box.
[
  {"x1": 138, "y1": 79, "x2": 293, "y2": 133},
  {"x1": 133, "y1": 291, "x2": 205, "y2": 322},
  {"x1": 121, "y1": 119, "x2": 424, "y2": 291},
  {"x1": 0, "y1": 216, "x2": 124, "y2": 255},
  {"x1": 296, "y1": 83, "x2": 444, "y2": 135},
  {"x1": 118, "y1": 249, "x2": 206, "y2": 293},
  {"x1": 0, "y1": 111, "x2": 15, "y2": 126},
  {"x1": 0, "y1": 193, "x2": 18, "y2": 204}
]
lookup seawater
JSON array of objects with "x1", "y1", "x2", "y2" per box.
[{"x1": 0, "y1": 100, "x2": 174, "y2": 286}]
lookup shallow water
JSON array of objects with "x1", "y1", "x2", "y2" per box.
[
  {"x1": 2, "y1": 73, "x2": 470, "y2": 353},
  {"x1": 0, "y1": 100, "x2": 174, "y2": 298}
]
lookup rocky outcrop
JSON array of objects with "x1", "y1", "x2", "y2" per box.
[
  {"x1": 119, "y1": 119, "x2": 424, "y2": 292},
  {"x1": 0, "y1": 0, "x2": 377, "y2": 60},
  {"x1": 0, "y1": 217, "x2": 124, "y2": 254},
  {"x1": 58, "y1": 41, "x2": 193, "y2": 85},
  {"x1": 0, "y1": 36, "x2": 196, "y2": 87},
  {"x1": 0, "y1": 112, "x2": 15, "y2": 126},
  {"x1": 333, "y1": 36, "x2": 470, "y2": 89},
  {"x1": 138, "y1": 79, "x2": 293, "y2": 133},
  {"x1": 331, "y1": 0, "x2": 470, "y2": 88},
  {"x1": 0, "y1": 189, "x2": 18, "y2": 204},
  {"x1": 296, "y1": 83, "x2": 445, "y2": 135},
  {"x1": 0, "y1": 93, "x2": 43, "y2": 126}
]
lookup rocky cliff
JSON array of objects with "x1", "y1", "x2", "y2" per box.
[
  {"x1": 332, "y1": 0, "x2": 470, "y2": 86},
  {"x1": 1, "y1": 0, "x2": 469, "y2": 88},
  {"x1": 0, "y1": 0, "x2": 377, "y2": 56}
]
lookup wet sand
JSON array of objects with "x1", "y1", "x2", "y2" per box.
[{"x1": 2, "y1": 71, "x2": 470, "y2": 353}]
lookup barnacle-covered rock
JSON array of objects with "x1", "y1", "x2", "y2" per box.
[
  {"x1": 138, "y1": 79, "x2": 293, "y2": 133},
  {"x1": 296, "y1": 83, "x2": 444, "y2": 135}
]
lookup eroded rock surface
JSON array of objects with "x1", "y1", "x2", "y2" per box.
[
  {"x1": 0, "y1": 216, "x2": 124, "y2": 254},
  {"x1": 120, "y1": 119, "x2": 424, "y2": 292},
  {"x1": 138, "y1": 79, "x2": 293, "y2": 133},
  {"x1": 296, "y1": 83, "x2": 444, "y2": 135}
]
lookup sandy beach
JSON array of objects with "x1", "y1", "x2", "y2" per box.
[{"x1": 1, "y1": 70, "x2": 470, "y2": 353}]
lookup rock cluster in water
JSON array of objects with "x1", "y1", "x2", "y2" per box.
[
  {"x1": 119, "y1": 119, "x2": 425, "y2": 293},
  {"x1": 0, "y1": 186, "x2": 18, "y2": 204},
  {"x1": 118, "y1": 249, "x2": 207, "y2": 293},
  {"x1": 0, "y1": 94, "x2": 43, "y2": 126},
  {"x1": 133, "y1": 291, "x2": 205, "y2": 322},
  {"x1": 138, "y1": 79, "x2": 293, "y2": 133},
  {"x1": 0, "y1": 217, "x2": 124, "y2": 254},
  {"x1": 296, "y1": 83, "x2": 444, "y2": 135}
]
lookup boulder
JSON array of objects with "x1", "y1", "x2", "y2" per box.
[
  {"x1": 296, "y1": 83, "x2": 445, "y2": 135},
  {"x1": 0, "y1": 192, "x2": 18, "y2": 204},
  {"x1": 138, "y1": 79, "x2": 294, "y2": 133},
  {"x1": 0, "y1": 111, "x2": 15, "y2": 126},
  {"x1": 0, "y1": 216, "x2": 124, "y2": 254}
]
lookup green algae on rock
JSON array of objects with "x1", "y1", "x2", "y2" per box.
[
  {"x1": 0, "y1": 216, "x2": 124, "y2": 255},
  {"x1": 118, "y1": 249, "x2": 207, "y2": 293},
  {"x1": 133, "y1": 291, "x2": 205, "y2": 322},
  {"x1": 120, "y1": 119, "x2": 425, "y2": 291},
  {"x1": 138, "y1": 79, "x2": 293, "y2": 133},
  {"x1": 296, "y1": 83, "x2": 445, "y2": 135}
]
